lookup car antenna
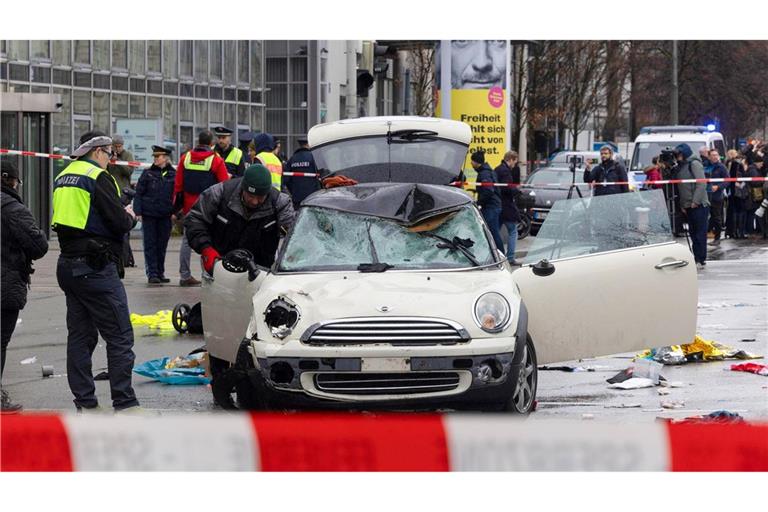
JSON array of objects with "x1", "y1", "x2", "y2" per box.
[{"x1": 386, "y1": 120, "x2": 393, "y2": 182}]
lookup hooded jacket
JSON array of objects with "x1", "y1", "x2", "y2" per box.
[
  {"x1": 475, "y1": 162, "x2": 502, "y2": 209},
  {"x1": 173, "y1": 146, "x2": 230, "y2": 215},
  {"x1": 1, "y1": 184, "x2": 49, "y2": 310},
  {"x1": 676, "y1": 154, "x2": 709, "y2": 209}
]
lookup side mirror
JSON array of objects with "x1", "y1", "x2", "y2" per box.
[{"x1": 532, "y1": 259, "x2": 555, "y2": 277}]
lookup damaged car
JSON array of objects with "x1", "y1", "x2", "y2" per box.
[{"x1": 201, "y1": 116, "x2": 698, "y2": 413}]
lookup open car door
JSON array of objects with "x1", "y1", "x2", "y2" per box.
[
  {"x1": 512, "y1": 190, "x2": 698, "y2": 364},
  {"x1": 202, "y1": 261, "x2": 267, "y2": 363}
]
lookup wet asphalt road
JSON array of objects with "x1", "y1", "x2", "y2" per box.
[{"x1": 3, "y1": 234, "x2": 767, "y2": 421}]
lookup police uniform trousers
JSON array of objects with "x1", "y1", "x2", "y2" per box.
[
  {"x1": 142, "y1": 216, "x2": 172, "y2": 279},
  {"x1": 56, "y1": 256, "x2": 139, "y2": 410}
]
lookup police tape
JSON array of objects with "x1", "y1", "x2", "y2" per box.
[
  {"x1": 1, "y1": 413, "x2": 766, "y2": 471},
  {"x1": 0, "y1": 148, "x2": 316, "y2": 177}
]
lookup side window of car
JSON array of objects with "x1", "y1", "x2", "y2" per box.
[{"x1": 714, "y1": 139, "x2": 725, "y2": 158}]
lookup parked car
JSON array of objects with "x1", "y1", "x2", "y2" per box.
[
  {"x1": 521, "y1": 166, "x2": 591, "y2": 234},
  {"x1": 201, "y1": 117, "x2": 698, "y2": 414}
]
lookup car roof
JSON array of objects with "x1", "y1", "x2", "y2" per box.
[
  {"x1": 634, "y1": 132, "x2": 722, "y2": 143},
  {"x1": 302, "y1": 182, "x2": 472, "y2": 226},
  {"x1": 308, "y1": 116, "x2": 472, "y2": 148}
]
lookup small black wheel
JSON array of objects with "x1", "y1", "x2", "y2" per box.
[
  {"x1": 517, "y1": 215, "x2": 531, "y2": 240},
  {"x1": 502, "y1": 334, "x2": 538, "y2": 414},
  {"x1": 171, "y1": 303, "x2": 191, "y2": 334}
]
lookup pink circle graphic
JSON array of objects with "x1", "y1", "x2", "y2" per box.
[{"x1": 487, "y1": 87, "x2": 504, "y2": 108}]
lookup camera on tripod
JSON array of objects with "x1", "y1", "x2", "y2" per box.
[
  {"x1": 568, "y1": 155, "x2": 583, "y2": 172},
  {"x1": 659, "y1": 148, "x2": 677, "y2": 166}
]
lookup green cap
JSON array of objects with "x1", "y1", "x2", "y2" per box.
[{"x1": 242, "y1": 164, "x2": 272, "y2": 195}]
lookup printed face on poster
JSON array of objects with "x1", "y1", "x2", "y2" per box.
[{"x1": 436, "y1": 41, "x2": 510, "y2": 169}]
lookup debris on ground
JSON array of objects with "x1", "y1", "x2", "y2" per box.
[
  {"x1": 633, "y1": 359, "x2": 663, "y2": 384},
  {"x1": 538, "y1": 365, "x2": 612, "y2": 372},
  {"x1": 608, "y1": 377, "x2": 656, "y2": 390},
  {"x1": 741, "y1": 338, "x2": 757, "y2": 342},
  {"x1": 133, "y1": 353, "x2": 210, "y2": 385},
  {"x1": 658, "y1": 380, "x2": 686, "y2": 388},
  {"x1": 604, "y1": 403, "x2": 642, "y2": 409},
  {"x1": 581, "y1": 414, "x2": 595, "y2": 420},
  {"x1": 41, "y1": 365, "x2": 54, "y2": 377},
  {"x1": 730, "y1": 363, "x2": 768, "y2": 376},
  {"x1": 20, "y1": 356, "x2": 37, "y2": 365},
  {"x1": 658, "y1": 388, "x2": 671, "y2": 396},
  {"x1": 130, "y1": 310, "x2": 176, "y2": 331},
  {"x1": 661, "y1": 400, "x2": 685, "y2": 409},
  {"x1": 636, "y1": 335, "x2": 762, "y2": 365},
  {"x1": 673, "y1": 410, "x2": 745, "y2": 424},
  {"x1": 606, "y1": 368, "x2": 634, "y2": 384}
]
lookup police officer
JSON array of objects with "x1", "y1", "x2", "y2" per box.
[
  {"x1": 283, "y1": 138, "x2": 321, "y2": 208},
  {"x1": 251, "y1": 133, "x2": 284, "y2": 191},
  {"x1": 213, "y1": 126, "x2": 245, "y2": 177},
  {"x1": 185, "y1": 164, "x2": 295, "y2": 273},
  {"x1": 174, "y1": 130, "x2": 230, "y2": 286},
  {"x1": 135, "y1": 146, "x2": 176, "y2": 284},
  {"x1": 52, "y1": 131, "x2": 141, "y2": 413}
]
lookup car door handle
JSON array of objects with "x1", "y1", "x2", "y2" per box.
[{"x1": 654, "y1": 260, "x2": 689, "y2": 270}]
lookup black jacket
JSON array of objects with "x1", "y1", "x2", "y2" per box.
[
  {"x1": 215, "y1": 144, "x2": 246, "y2": 177},
  {"x1": 1, "y1": 185, "x2": 49, "y2": 310},
  {"x1": 476, "y1": 163, "x2": 502, "y2": 209},
  {"x1": 185, "y1": 178, "x2": 295, "y2": 268},
  {"x1": 54, "y1": 159, "x2": 136, "y2": 258},
  {"x1": 283, "y1": 147, "x2": 321, "y2": 207},
  {"x1": 583, "y1": 158, "x2": 629, "y2": 196},
  {"x1": 134, "y1": 164, "x2": 176, "y2": 218},
  {"x1": 494, "y1": 161, "x2": 521, "y2": 222}
]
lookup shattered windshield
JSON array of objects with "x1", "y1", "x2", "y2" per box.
[
  {"x1": 522, "y1": 189, "x2": 673, "y2": 264},
  {"x1": 279, "y1": 205, "x2": 496, "y2": 271}
]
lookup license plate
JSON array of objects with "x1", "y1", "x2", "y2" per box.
[
  {"x1": 534, "y1": 211, "x2": 548, "y2": 220},
  {"x1": 361, "y1": 357, "x2": 410, "y2": 372}
]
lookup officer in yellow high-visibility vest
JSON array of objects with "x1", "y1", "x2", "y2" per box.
[
  {"x1": 251, "y1": 132, "x2": 283, "y2": 191},
  {"x1": 213, "y1": 126, "x2": 245, "y2": 177},
  {"x1": 51, "y1": 130, "x2": 141, "y2": 414}
]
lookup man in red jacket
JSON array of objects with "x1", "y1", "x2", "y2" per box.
[{"x1": 174, "y1": 130, "x2": 229, "y2": 286}]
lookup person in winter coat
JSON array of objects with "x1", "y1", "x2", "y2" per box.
[
  {"x1": 584, "y1": 145, "x2": 629, "y2": 196},
  {"x1": 673, "y1": 144, "x2": 710, "y2": 268},
  {"x1": 471, "y1": 150, "x2": 504, "y2": 252},
  {"x1": 706, "y1": 150, "x2": 729, "y2": 245},
  {"x1": 283, "y1": 138, "x2": 321, "y2": 209},
  {"x1": 643, "y1": 157, "x2": 663, "y2": 189},
  {"x1": 1, "y1": 160, "x2": 49, "y2": 412},
  {"x1": 173, "y1": 130, "x2": 230, "y2": 286},
  {"x1": 725, "y1": 149, "x2": 743, "y2": 238},
  {"x1": 731, "y1": 160, "x2": 751, "y2": 239},
  {"x1": 185, "y1": 164, "x2": 295, "y2": 273},
  {"x1": 746, "y1": 160, "x2": 765, "y2": 236},
  {"x1": 108, "y1": 135, "x2": 137, "y2": 268},
  {"x1": 135, "y1": 146, "x2": 176, "y2": 284},
  {"x1": 494, "y1": 151, "x2": 522, "y2": 263}
]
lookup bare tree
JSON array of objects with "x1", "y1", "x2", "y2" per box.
[{"x1": 406, "y1": 44, "x2": 435, "y2": 116}]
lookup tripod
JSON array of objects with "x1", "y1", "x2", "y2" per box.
[{"x1": 567, "y1": 162, "x2": 584, "y2": 200}]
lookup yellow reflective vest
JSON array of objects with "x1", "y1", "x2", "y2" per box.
[{"x1": 51, "y1": 160, "x2": 121, "y2": 237}]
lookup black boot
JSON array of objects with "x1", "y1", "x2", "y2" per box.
[{"x1": 1, "y1": 389, "x2": 22, "y2": 414}]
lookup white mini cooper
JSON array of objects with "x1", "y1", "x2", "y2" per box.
[{"x1": 201, "y1": 116, "x2": 697, "y2": 413}]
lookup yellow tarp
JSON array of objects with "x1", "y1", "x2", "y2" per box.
[
  {"x1": 130, "y1": 310, "x2": 175, "y2": 331},
  {"x1": 637, "y1": 335, "x2": 762, "y2": 362}
]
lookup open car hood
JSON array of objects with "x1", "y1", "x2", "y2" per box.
[
  {"x1": 307, "y1": 116, "x2": 472, "y2": 185},
  {"x1": 302, "y1": 182, "x2": 471, "y2": 226}
]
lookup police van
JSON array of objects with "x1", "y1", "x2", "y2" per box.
[{"x1": 629, "y1": 126, "x2": 726, "y2": 187}]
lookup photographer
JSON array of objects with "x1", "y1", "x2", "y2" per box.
[
  {"x1": 672, "y1": 144, "x2": 710, "y2": 269},
  {"x1": 583, "y1": 145, "x2": 628, "y2": 196}
]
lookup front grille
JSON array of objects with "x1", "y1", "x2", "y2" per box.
[
  {"x1": 314, "y1": 372, "x2": 460, "y2": 395},
  {"x1": 302, "y1": 317, "x2": 470, "y2": 346}
]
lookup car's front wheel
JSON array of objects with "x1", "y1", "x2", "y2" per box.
[{"x1": 502, "y1": 335, "x2": 537, "y2": 414}]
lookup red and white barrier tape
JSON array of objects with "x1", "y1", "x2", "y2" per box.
[
  {"x1": 1, "y1": 413, "x2": 766, "y2": 471},
  {"x1": 456, "y1": 176, "x2": 768, "y2": 188}
]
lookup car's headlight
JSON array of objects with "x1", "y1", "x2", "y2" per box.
[{"x1": 473, "y1": 292, "x2": 511, "y2": 333}]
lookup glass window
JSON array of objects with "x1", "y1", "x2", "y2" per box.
[
  {"x1": 630, "y1": 141, "x2": 705, "y2": 172},
  {"x1": 129, "y1": 40, "x2": 145, "y2": 75},
  {"x1": 147, "y1": 40, "x2": 161, "y2": 74},
  {"x1": 164, "y1": 98, "x2": 178, "y2": 145},
  {"x1": 74, "y1": 41, "x2": 90, "y2": 65},
  {"x1": 112, "y1": 40, "x2": 127, "y2": 69},
  {"x1": 238, "y1": 41, "x2": 249, "y2": 83},
  {"x1": 163, "y1": 40, "x2": 178, "y2": 79},
  {"x1": 52, "y1": 41, "x2": 71, "y2": 66},
  {"x1": 8, "y1": 41, "x2": 29, "y2": 61},
  {"x1": 73, "y1": 120, "x2": 91, "y2": 145},
  {"x1": 130, "y1": 96, "x2": 145, "y2": 118},
  {"x1": 147, "y1": 96, "x2": 162, "y2": 119},
  {"x1": 224, "y1": 103, "x2": 236, "y2": 132},
  {"x1": 195, "y1": 101, "x2": 208, "y2": 129},
  {"x1": 523, "y1": 190, "x2": 673, "y2": 264},
  {"x1": 290, "y1": 83, "x2": 307, "y2": 108},
  {"x1": 250, "y1": 40, "x2": 263, "y2": 87},
  {"x1": 223, "y1": 41, "x2": 236, "y2": 85},
  {"x1": 31, "y1": 41, "x2": 50, "y2": 60},
  {"x1": 194, "y1": 40, "x2": 208, "y2": 81},
  {"x1": 92, "y1": 91, "x2": 110, "y2": 133},
  {"x1": 73, "y1": 90, "x2": 91, "y2": 116},
  {"x1": 238, "y1": 104, "x2": 249, "y2": 125},
  {"x1": 290, "y1": 57, "x2": 307, "y2": 82},
  {"x1": 251, "y1": 107, "x2": 264, "y2": 132},
  {"x1": 210, "y1": 40, "x2": 222, "y2": 81},
  {"x1": 52, "y1": 88, "x2": 72, "y2": 156},
  {"x1": 291, "y1": 110, "x2": 307, "y2": 135},
  {"x1": 279, "y1": 206, "x2": 494, "y2": 272},
  {"x1": 180, "y1": 41, "x2": 192, "y2": 77},
  {"x1": 266, "y1": 57, "x2": 287, "y2": 82},
  {"x1": 180, "y1": 99, "x2": 193, "y2": 122},
  {"x1": 112, "y1": 93, "x2": 128, "y2": 118},
  {"x1": 209, "y1": 102, "x2": 222, "y2": 123},
  {"x1": 93, "y1": 41, "x2": 109, "y2": 69}
]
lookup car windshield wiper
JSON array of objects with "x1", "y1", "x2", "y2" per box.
[
  {"x1": 357, "y1": 222, "x2": 393, "y2": 272},
  {"x1": 418, "y1": 233, "x2": 481, "y2": 267},
  {"x1": 386, "y1": 129, "x2": 439, "y2": 144}
]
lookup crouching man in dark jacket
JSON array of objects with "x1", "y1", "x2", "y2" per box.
[
  {"x1": 185, "y1": 163, "x2": 295, "y2": 274},
  {"x1": 1, "y1": 160, "x2": 49, "y2": 413},
  {"x1": 134, "y1": 146, "x2": 176, "y2": 284}
]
